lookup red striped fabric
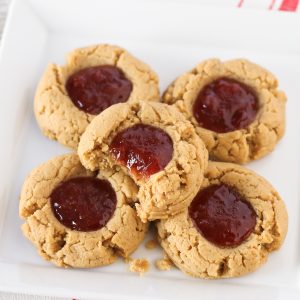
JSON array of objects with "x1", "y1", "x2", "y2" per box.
[
  {"x1": 237, "y1": 0, "x2": 244, "y2": 8},
  {"x1": 279, "y1": 0, "x2": 299, "y2": 11},
  {"x1": 269, "y1": 0, "x2": 276, "y2": 9},
  {"x1": 237, "y1": 0, "x2": 298, "y2": 11}
]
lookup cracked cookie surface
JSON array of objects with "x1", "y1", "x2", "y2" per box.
[
  {"x1": 162, "y1": 59, "x2": 286, "y2": 163},
  {"x1": 19, "y1": 153, "x2": 148, "y2": 268},
  {"x1": 157, "y1": 161, "x2": 288, "y2": 278},
  {"x1": 78, "y1": 101, "x2": 208, "y2": 222},
  {"x1": 34, "y1": 44, "x2": 160, "y2": 149}
]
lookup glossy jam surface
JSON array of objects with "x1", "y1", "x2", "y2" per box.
[
  {"x1": 193, "y1": 77, "x2": 258, "y2": 133},
  {"x1": 189, "y1": 184, "x2": 256, "y2": 248},
  {"x1": 109, "y1": 124, "x2": 173, "y2": 178},
  {"x1": 50, "y1": 177, "x2": 117, "y2": 231},
  {"x1": 66, "y1": 65, "x2": 133, "y2": 115}
]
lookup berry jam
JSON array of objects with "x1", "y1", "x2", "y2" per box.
[
  {"x1": 193, "y1": 77, "x2": 258, "y2": 133},
  {"x1": 50, "y1": 177, "x2": 117, "y2": 231},
  {"x1": 66, "y1": 65, "x2": 132, "y2": 115},
  {"x1": 109, "y1": 124, "x2": 173, "y2": 178},
  {"x1": 189, "y1": 184, "x2": 256, "y2": 247}
]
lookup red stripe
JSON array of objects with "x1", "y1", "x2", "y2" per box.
[
  {"x1": 237, "y1": 0, "x2": 244, "y2": 7},
  {"x1": 269, "y1": 0, "x2": 276, "y2": 9},
  {"x1": 279, "y1": 0, "x2": 299, "y2": 11}
]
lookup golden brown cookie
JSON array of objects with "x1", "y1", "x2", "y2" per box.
[
  {"x1": 157, "y1": 161, "x2": 288, "y2": 278},
  {"x1": 162, "y1": 59, "x2": 286, "y2": 163},
  {"x1": 34, "y1": 44, "x2": 160, "y2": 149},
  {"x1": 20, "y1": 153, "x2": 148, "y2": 268},
  {"x1": 78, "y1": 101, "x2": 208, "y2": 222}
]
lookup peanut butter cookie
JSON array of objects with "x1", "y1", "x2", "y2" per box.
[
  {"x1": 78, "y1": 101, "x2": 208, "y2": 222},
  {"x1": 20, "y1": 154, "x2": 147, "y2": 268},
  {"x1": 163, "y1": 59, "x2": 286, "y2": 163},
  {"x1": 35, "y1": 44, "x2": 160, "y2": 149},
  {"x1": 157, "y1": 161, "x2": 288, "y2": 278}
]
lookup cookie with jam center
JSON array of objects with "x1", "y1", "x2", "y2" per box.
[
  {"x1": 19, "y1": 153, "x2": 147, "y2": 268},
  {"x1": 34, "y1": 44, "x2": 160, "y2": 149},
  {"x1": 78, "y1": 101, "x2": 208, "y2": 222},
  {"x1": 157, "y1": 161, "x2": 288, "y2": 279},
  {"x1": 162, "y1": 59, "x2": 286, "y2": 163}
]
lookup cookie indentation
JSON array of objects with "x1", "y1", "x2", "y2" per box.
[
  {"x1": 109, "y1": 124, "x2": 173, "y2": 178},
  {"x1": 193, "y1": 78, "x2": 258, "y2": 133},
  {"x1": 66, "y1": 65, "x2": 133, "y2": 115},
  {"x1": 50, "y1": 177, "x2": 117, "y2": 231},
  {"x1": 78, "y1": 101, "x2": 208, "y2": 221},
  {"x1": 189, "y1": 184, "x2": 256, "y2": 248},
  {"x1": 157, "y1": 161, "x2": 288, "y2": 278},
  {"x1": 162, "y1": 59, "x2": 286, "y2": 163}
]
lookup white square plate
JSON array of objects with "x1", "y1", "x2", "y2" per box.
[{"x1": 0, "y1": 0, "x2": 300, "y2": 299}]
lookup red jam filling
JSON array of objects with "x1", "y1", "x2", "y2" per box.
[
  {"x1": 188, "y1": 184, "x2": 256, "y2": 248},
  {"x1": 50, "y1": 177, "x2": 117, "y2": 231},
  {"x1": 193, "y1": 77, "x2": 258, "y2": 133},
  {"x1": 65, "y1": 65, "x2": 133, "y2": 115},
  {"x1": 109, "y1": 124, "x2": 173, "y2": 178}
]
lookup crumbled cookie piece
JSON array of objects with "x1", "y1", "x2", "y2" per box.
[
  {"x1": 155, "y1": 257, "x2": 173, "y2": 271},
  {"x1": 129, "y1": 258, "x2": 149, "y2": 275},
  {"x1": 145, "y1": 239, "x2": 158, "y2": 250},
  {"x1": 78, "y1": 101, "x2": 208, "y2": 222},
  {"x1": 162, "y1": 58, "x2": 286, "y2": 163}
]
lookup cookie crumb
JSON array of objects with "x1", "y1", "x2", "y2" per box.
[
  {"x1": 124, "y1": 256, "x2": 132, "y2": 263},
  {"x1": 155, "y1": 255, "x2": 173, "y2": 271},
  {"x1": 145, "y1": 239, "x2": 158, "y2": 250},
  {"x1": 129, "y1": 258, "x2": 149, "y2": 275}
]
